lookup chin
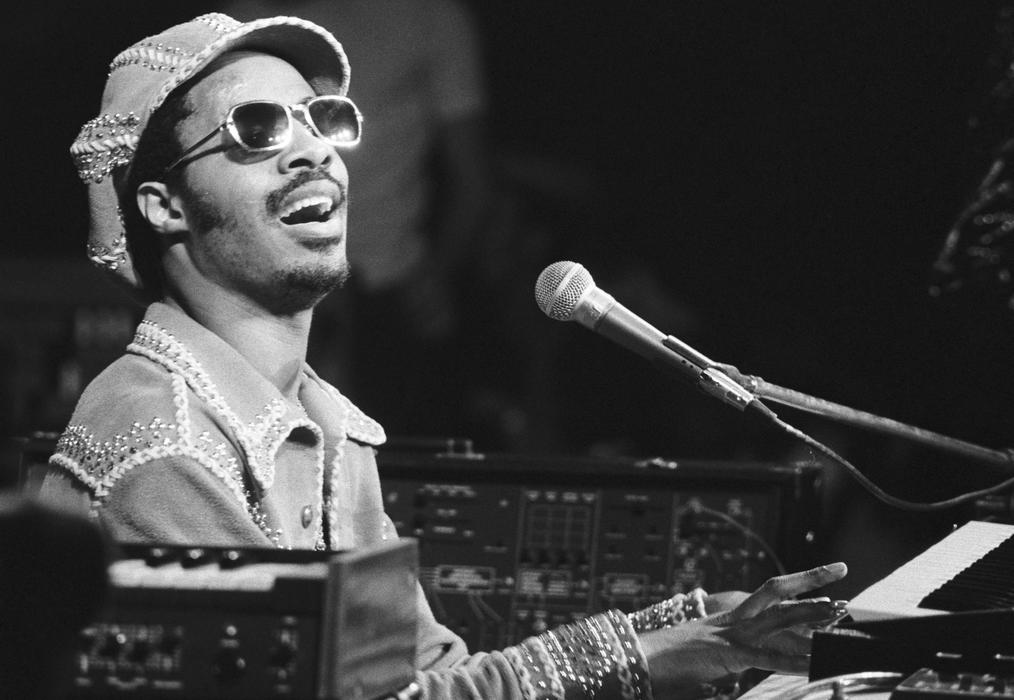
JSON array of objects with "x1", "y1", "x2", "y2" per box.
[{"x1": 261, "y1": 263, "x2": 349, "y2": 315}]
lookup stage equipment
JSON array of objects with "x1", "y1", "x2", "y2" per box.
[
  {"x1": 67, "y1": 540, "x2": 419, "y2": 699},
  {"x1": 808, "y1": 522, "x2": 1014, "y2": 692},
  {"x1": 535, "y1": 261, "x2": 1014, "y2": 515},
  {"x1": 376, "y1": 441, "x2": 821, "y2": 652},
  {"x1": 847, "y1": 520, "x2": 1014, "y2": 622},
  {"x1": 6, "y1": 434, "x2": 822, "y2": 658},
  {"x1": 741, "y1": 521, "x2": 1014, "y2": 698},
  {"x1": 534, "y1": 260, "x2": 763, "y2": 414}
]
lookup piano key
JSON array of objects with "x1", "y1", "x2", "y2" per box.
[{"x1": 849, "y1": 521, "x2": 1014, "y2": 622}]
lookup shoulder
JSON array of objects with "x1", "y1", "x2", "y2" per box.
[
  {"x1": 48, "y1": 352, "x2": 233, "y2": 498},
  {"x1": 62, "y1": 352, "x2": 187, "y2": 452},
  {"x1": 71, "y1": 352, "x2": 179, "y2": 421}
]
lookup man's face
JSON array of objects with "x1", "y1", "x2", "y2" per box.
[{"x1": 171, "y1": 51, "x2": 350, "y2": 314}]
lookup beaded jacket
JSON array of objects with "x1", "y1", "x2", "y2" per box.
[{"x1": 40, "y1": 302, "x2": 680, "y2": 698}]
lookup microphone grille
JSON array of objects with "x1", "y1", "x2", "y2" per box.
[{"x1": 534, "y1": 261, "x2": 593, "y2": 321}]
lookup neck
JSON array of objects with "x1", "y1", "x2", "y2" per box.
[{"x1": 165, "y1": 291, "x2": 312, "y2": 402}]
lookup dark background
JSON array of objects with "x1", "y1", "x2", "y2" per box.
[{"x1": 3, "y1": 1, "x2": 1013, "y2": 592}]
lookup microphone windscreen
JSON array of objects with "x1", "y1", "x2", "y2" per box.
[{"x1": 534, "y1": 261, "x2": 594, "y2": 321}]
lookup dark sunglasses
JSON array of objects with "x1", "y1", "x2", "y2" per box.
[{"x1": 163, "y1": 95, "x2": 363, "y2": 175}]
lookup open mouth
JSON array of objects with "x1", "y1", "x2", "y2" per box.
[{"x1": 279, "y1": 195, "x2": 338, "y2": 225}]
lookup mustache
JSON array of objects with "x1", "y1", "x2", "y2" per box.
[{"x1": 265, "y1": 168, "x2": 346, "y2": 216}]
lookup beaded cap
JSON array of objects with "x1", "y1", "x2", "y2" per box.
[{"x1": 70, "y1": 12, "x2": 351, "y2": 293}]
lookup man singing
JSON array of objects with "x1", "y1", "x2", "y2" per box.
[{"x1": 41, "y1": 13, "x2": 846, "y2": 697}]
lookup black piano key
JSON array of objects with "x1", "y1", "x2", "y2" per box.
[{"x1": 918, "y1": 533, "x2": 1014, "y2": 612}]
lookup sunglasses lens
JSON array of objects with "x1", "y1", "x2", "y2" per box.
[
  {"x1": 309, "y1": 97, "x2": 361, "y2": 146},
  {"x1": 232, "y1": 102, "x2": 290, "y2": 149}
]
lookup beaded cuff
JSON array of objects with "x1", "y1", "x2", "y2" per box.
[
  {"x1": 505, "y1": 611, "x2": 653, "y2": 700},
  {"x1": 626, "y1": 588, "x2": 708, "y2": 633}
]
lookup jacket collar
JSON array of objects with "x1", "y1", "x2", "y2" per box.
[{"x1": 127, "y1": 302, "x2": 385, "y2": 487}]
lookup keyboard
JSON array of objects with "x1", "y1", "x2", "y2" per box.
[{"x1": 849, "y1": 521, "x2": 1014, "y2": 622}]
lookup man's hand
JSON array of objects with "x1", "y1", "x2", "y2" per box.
[{"x1": 640, "y1": 562, "x2": 848, "y2": 698}]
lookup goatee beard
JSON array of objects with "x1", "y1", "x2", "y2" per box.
[{"x1": 264, "y1": 263, "x2": 349, "y2": 315}]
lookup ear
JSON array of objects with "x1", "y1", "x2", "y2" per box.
[{"x1": 136, "y1": 181, "x2": 188, "y2": 236}]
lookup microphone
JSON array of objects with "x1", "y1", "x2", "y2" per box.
[{"x1": 534, "y1": 261, "x2": 764, "y2": 413}]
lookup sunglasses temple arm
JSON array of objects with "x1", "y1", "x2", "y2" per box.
[{"x1": 163, "y1": 125, "x2": 225, "y2": 175}]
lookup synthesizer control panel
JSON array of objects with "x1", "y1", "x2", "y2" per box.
[{"x1": 377, "y1": 448, "x2": 822, "y2": 651}]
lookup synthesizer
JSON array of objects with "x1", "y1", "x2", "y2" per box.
[
  {"x1": 376, "y1": 444, "x2": 822, "y2": 650},
  {"x1": 848, "y1": 520, "x2": 1014, "y2": 622}
]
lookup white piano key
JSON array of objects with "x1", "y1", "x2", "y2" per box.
[{"x1": 849, "y1": 521, "x2": 1014, "y2": 622}]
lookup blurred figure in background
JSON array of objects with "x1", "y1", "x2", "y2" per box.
[
  {"x1": 931, "y1": 0, "x2": 1014, "y2": 317},
  {"x1": 221, "y1": 0, "x2": 494, "y2": 442},
  {"x1": 812, "y1": 0, "x2": 1014, "y2": 601}
]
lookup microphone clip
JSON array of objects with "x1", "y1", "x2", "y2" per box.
[
  {"x1": 661, "y1": 335, "x2": 770, "y2": 415},
  {"x1": 698, "y1": 366, "x2": 757, "y2": 411}
]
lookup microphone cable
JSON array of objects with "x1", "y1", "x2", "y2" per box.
[
  {"x1": 763, "y1": 407, "x2": 1014, "y2": 512},
  {"x1": 536, "y1": 260, "x2": 1014, "y2": 513}
]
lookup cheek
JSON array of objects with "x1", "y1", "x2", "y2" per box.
[
  {"x1": 181, "y1": 171, "x2": 266, "y2": 234},
  {"x1": 181, "y1": 187, "x2": 226, "y2": 234}
]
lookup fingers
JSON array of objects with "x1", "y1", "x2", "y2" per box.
[
  {"x1": 810, "y1": 599, "x2": 850, "y2": 630},
  {"x1": 723, "y1": 602, "x2": 842, "y2": 675},
  {"x1": 732, "y1": 562, "x2": 847, "y2": 620},
  {"x1": 741, "y1": 599, "x2": 837, "y2": 636}
]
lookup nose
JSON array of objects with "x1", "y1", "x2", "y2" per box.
[{"x1": 279, "y1": 119, "x2": 335, "y2": 172}]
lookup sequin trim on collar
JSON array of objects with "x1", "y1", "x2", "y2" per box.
[
  {"x1": 128, "y1": 319, "x2": 323, "y2": 491},
  {"x1": 318, "y1": 379, "x2": 386, "y2": 446}
]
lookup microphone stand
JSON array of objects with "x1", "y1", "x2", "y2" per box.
[
  {"x1": 656, "y1": 335, "x2": 1014, "y2": 471},
  {"x1": 724, "y1": 366, "x2": 1014, "y2": 472},
  {"x1": 657, "y1": 335, "x2": 1014, "y2": 510}
]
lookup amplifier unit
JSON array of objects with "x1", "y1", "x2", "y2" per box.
[
  {"x1": 376, "y1": 442, "x2": 822, "y2": 652},
  {"x1": 69, "y1": 540, "x2": 419, "y2": 699}
]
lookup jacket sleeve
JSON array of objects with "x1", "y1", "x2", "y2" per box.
[
  {"x1": 371, "y1": 506, "x2": 669, "y2": 699},
  {"x1": 409, "y1": 547, "x2": 708, "y2": 699},
  {"x1": 413, "y1": 608, "x2": 654, "y2": 699}
]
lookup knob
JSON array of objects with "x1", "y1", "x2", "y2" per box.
[
  {"x1": 213, "y1": 646, "x2": 247, "y2": 682},
  {"x1": 219, "y1": 549, "x2": 249, "y2": 569},
  {"x1": 99, "y1": 632, "x2": 127, "y2": 657},
  {"x1": 269, "y1": 641, "x2": 297, "y2": 668},
  {"x1": 182, "y1": 548, "x2": 212, "y2": 568}
]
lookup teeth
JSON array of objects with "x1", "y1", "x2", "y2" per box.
[{"x1": 279, "y1": 195, "x2": 335, "y2": 221}]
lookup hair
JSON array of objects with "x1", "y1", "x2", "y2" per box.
[{"x1": 121, "y1": 90, "x2": 194, "y2": 302}]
